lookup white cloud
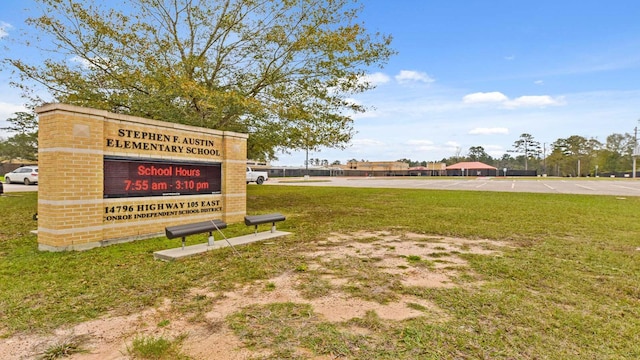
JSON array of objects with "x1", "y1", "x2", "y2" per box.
[
  {"x1": 481, "y1": 144, "x2": 506, "y2": 156},
  {"x1": 0, "y1": 101, "x2": 29, "y2": 137},
  {"x1": 504, "y1": 55, "x2": 515, "y2": 61},
  {"x1": 70, "y1": 56, "x2": 94, "y2": 69},
  {"x1": 407, "y1": 139, "x2": 434, "y2": 146},
  {"x1": 534, "y1": 80, "x2": 544, "y2": 85},
  {"x1": 0, "y1": 22, "x2": 12, "y2": 39},
  {"x1": 360, "y1": 72, "x2": 391, "y2": 87},
  {"x1": 352, "y1": 108, "x2": 381, "y2": 120},
  {"x1": 395, "y1": 70, "x2": 435, "y2": 84},
  {"x1": 463, "y1": 91, "x2": 509, "y2": 104},
  {"x1": 0, "y1": 101, "x2": 27, "y2": 118},
  {"x1": 463, "y1": 92, "x2": 565, "y2": 109},
  {"x1": 352, "y1": 138, "x2": 385, "y2": 147},
  {"x1": 407, "y1": 139, "x2": 436, "y2": 151},
  {"x1": 468, "y1": 127, "x2": 509, "y2": 135},
  {"x1": 504, "y1": 95, "x2": 565, "y2": 108},
  {"x1": 483, "y1": 144, "x2": 504, "y2": 151}
]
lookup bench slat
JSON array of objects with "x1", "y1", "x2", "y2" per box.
[
  {"x1": 244, "y1": 213, "x2": 286, "y2": 226},
  {"x1": 165, "y1": 219, "x2": 227, "y2": 239}
]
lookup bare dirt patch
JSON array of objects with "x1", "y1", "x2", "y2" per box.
[{"x1": 0, "y1": 231, "x2": 505, "y2": 359}]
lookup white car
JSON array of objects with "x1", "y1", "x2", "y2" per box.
[
  {"x1": 4, "y1": 166, "x2": 39, "y2": 185},
  {"x1": 246, "y1": 167, "x2": 268, "y2": 185}
]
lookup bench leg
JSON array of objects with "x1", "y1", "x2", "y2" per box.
[
  {"x1": 271, "y1": 222, "x2": 276, "y2": 233},
  {"x1": 254, "y1": 225, "x2": 258, "y2": 235},
  {"x1": 181, "y1": 236, "x2": 186, "y2": 250},
  {"x1": 208, "y1": 231, "x2": 214, "y2": 246}
]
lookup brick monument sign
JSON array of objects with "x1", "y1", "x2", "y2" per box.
[{"x1": 36, "y1": 103, "x2": 247, "y2": 251}]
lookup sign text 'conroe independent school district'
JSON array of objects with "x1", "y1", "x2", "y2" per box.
[{"x1": 104, "y1": 199, "x2": 223, "y2": 222}]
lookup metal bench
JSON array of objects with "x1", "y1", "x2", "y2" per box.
[
  {"x1": 165, "y1": 219, "x2": 227, "y2": 249},
  {"x1": 244, "y1": 213, "x2": 286, "y2": 234}
]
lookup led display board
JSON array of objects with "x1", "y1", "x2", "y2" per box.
[{"x1": 104, "y1": 157, "x2": 221, "y2": 198}]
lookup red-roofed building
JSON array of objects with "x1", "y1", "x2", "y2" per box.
[
  {"x1": 446, "y1": 162, "x2": 498, "y2": 176},
  {"x1": 408, "y1": 163, "x2": 447, "y2": 176}
]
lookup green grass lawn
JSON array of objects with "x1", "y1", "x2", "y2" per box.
[{"x1": 1, "y1": 187, "x2": 639, "y2": 359}]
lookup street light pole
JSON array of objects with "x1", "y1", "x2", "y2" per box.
[
  {"x1": 543, "y1": 142, "x2": 546, "y2": 175},
  {"x1": 634, "y1": 123, "x2": 638, "y2": 179}
]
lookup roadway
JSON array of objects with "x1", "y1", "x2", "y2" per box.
[
  {"x1": 2, "y1": 183, "x2": 38, "y2": 193},
  {"x1": 5, "y1": 177, "x2": 640, "y2": 197},
  {"x1": 267, "y1": 177, "x2": 640, "y2": 197}
]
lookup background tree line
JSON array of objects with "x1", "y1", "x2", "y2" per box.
[
  {"x1": 0, "y1": 112, "x2": 38, "y2": 163},
  {"x1": 398, "y1": 132, "x2": 639, "y2": 177}
]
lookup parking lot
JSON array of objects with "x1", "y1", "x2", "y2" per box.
[
  {"x1": 268, "y1": 177, "x2": 640, "y2": 197},
  {"x1": 2, "y1": 183, "x2": 38, "y2": 193},
  {"x1": 5, "y1": 177, "x2": 640, "y2": 197}
]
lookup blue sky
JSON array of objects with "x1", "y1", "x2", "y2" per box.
[{"x1": 2, "y1": 1, "x2": 640, "y2": 166}]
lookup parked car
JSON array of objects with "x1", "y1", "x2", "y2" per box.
[
  {"x1": 246, "y1": 167, "x2": 268, "y2": 185},
  {"x1": 4, "y1": 166, "x2": 39, "y2": 185}
]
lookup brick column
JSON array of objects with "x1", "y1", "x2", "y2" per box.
[
  {"x1": 221, "y1": 132, "x2": 248, "y2": 223},
  {"x1": 37, "y1": 104, "x2": 106, "y2": 251}
]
